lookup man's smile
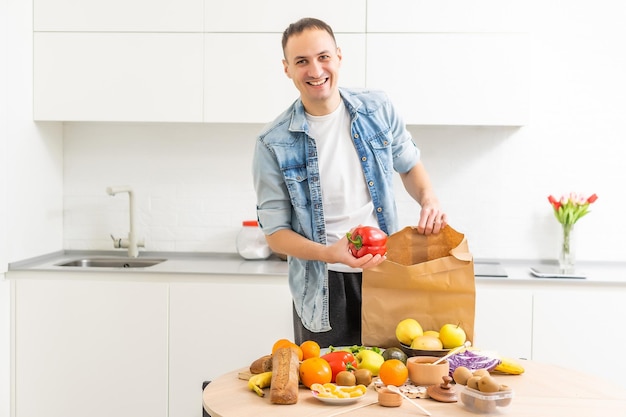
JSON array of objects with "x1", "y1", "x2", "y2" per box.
[{"x1": 308, "y1": 78, "x2": 328, "y2": 86}]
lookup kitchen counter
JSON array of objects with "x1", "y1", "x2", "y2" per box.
[
  {"x1": 8, "y1": 250, "x2": 626, "y2": 285},
  {"x1": 8, "y1": 250, "x2": 290, "y2": 276}
]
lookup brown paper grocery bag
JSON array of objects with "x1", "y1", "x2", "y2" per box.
[{"x1": 361, "y1": 225, "x2": 475, "y2": 348}]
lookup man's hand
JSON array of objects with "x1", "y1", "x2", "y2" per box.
[
  {"x1": 416, "y1": 204, "x2": 447, "y2": 235},
  {"x1": 328, "y1": 234, "x2": 386, "y2": 269}
]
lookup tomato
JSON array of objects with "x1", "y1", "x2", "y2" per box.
[
  {"x1": 346, "y1": 226, "x2": 388, "y2": 258},
  {"x1": 299, "y1": 357, "x2": 333, "y2": 388}
]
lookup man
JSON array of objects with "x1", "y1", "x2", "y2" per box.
[{"x1": 252, "y1": 18, "x2": 447, "y2": 347}]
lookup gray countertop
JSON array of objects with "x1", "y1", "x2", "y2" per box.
[
  {"x1": 7, "y1": 250, "x2": 626, "y2": 285},
  {"x1": 8, "y1": 250, "x2": 290, "y2": 276}
]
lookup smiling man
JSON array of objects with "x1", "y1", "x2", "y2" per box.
[{"x1": 252, "y1": 17, "x2": 447, "y2": 347}]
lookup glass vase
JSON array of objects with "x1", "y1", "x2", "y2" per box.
[{"x1": 559, "y1": 224, "x2": 575, "y2": 272}]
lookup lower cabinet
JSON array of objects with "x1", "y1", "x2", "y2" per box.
[
  {"x1": 473, "y1": 287, "x2": 533, "y2": 359},
  {"x1": 13, "y1": 277, "x2": 169, "y2": 417},
  {"x1": 532, "y1": 287, "x2": 626, "y2": 388},
  {"x1": 12, "y1": 273, "x2": 292, "y2": 417},
  {"x1": 168, "y1": 277, "x2": 293, "y2": 417}
]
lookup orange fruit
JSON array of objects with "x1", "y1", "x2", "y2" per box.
[
  {"x1": 272, "y1": 338, "x2": 292, "y2": 352},
  {"x1": 299, "y1": 357, "x2": 332, "y2": 388},
  {"x1": 272, "y1": 338, "x2": 303, "y2": 361},
  {"x1": 300, "y1": 340, "x2": 321, "y2": 360},
  {"x1": 378, "y1": 359, "x2": 409, "y2": 387}
]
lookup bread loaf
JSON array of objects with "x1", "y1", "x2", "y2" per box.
[
  {"x1": 269, "y1": 347, "x2": 299, "y2": 404},
  {"x1": 249, "y1": 354, "x2": 273, "y2": 374}
]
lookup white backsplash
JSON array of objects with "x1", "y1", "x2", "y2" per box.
[{"x1": 63, "y1": 121, "x2": 624, "y2": 261}]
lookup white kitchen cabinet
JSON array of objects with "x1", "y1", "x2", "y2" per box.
[
  {"x1": 34, "y1": 0, "x2": 203, "y2": 32},
  {"x1": 31, "y1": 1, "x2": 531, "y2": 125},
  {"x1": 203, "y1": 33, "x2": 366, "y2": 123},
  {"x1": 204, "y1": 0, "x2": 366, "y2": 32},
  {"x1": 367, "y1": 0, "x2": 529, "y2": 32},
  {"x1": 168, "y1": 276, "x2": 292, "y2": 417},
  {"x1": 366, "y1": 33, "x2": 529, "y2": 125},
  {"x1": 33, "y1": 32, "x2": 204, "y2": 122},
  {"x1": 473, "y1": 287, "x2": 533, "y2": 359},
  {"x1": 532, "y1": 287, "x2": 626, "y2": 388},
  {"x1": 13, "y1": 275, "x2": 169, "y2": 417}
]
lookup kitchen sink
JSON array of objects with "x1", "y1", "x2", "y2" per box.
[{"x1": 56, "y1": 257, "x2": 166, "y2": 268}]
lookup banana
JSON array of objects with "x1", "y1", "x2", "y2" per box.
[
  {"x1": 493, "y1": 357, "x2": 525, "y2": 375},
  {"x1": 248, "y1": 371, "x2": 273, "y2": 397}
]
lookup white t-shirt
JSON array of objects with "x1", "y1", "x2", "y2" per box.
[{"x1": 306, "y1": 104, "x2": 378, "y2": 272}]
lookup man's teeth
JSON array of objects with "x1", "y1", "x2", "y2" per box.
[{"x1": 309, "y1": 79, "x2": 326, "y2": 86}]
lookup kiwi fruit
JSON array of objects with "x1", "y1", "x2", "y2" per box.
[
  {"x1": 466, "y1": 375, "x2": 481, "y2": 390},
  {"x1": 335, "y1": 370, "x2": 356, "y2": 386},
  {"x1": 474, "y1": 397, "x2": 497, "y2": 413},
  {"x1": 472, "y1": 368, "x2": 490, "y2": 378},
  {"x1": 452, "y1": 366, "x2": 473, "y2": 385},
  {"x1": 353, "y1": 368, "x2": 373, "y2": 386},
  {"x1": 497, "y1": 384, "x2": 513, "y2": 406},
  {"x1": 477, "y1": 375, "x2": 500, "y2": 393}
]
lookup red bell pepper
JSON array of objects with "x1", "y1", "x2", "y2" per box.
[
  {"x1": 346, "y1": 226, "x2": 387, "y2": 258},
  {"x1": 320, "y1": 351, "x2": 357, "y2": 382}
]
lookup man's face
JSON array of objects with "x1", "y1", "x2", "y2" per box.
[{"x1": 282, "y1": 28, "x2": 342, "y2": 115}]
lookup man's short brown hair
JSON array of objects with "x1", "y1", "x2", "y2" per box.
[{"x1": 281, "y1": 18, "x2": 337, "y2": 57}]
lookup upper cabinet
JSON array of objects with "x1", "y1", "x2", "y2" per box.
[
  {"x1": 33, "y1": 0, "x2": 204, "y2": 32},
  {"x1": 34, "y1": 33, "x2": 204, "y2": 122},
  {"x1": 204, "y1": 0, "x2": 366, "y2": 32},
  {"x1": 366, "y1": 0, "x2": 529, "y2": 126},
  {"x1": 367, "y1": 33, "x2": 529, "y2": 126},
  {"x1": 203, "y1": 33, "x2": 366, "y2": 124},
  {"x1": 32, "y1": 0, "x2": 528, "y2": 125},
  {"x1": 367, "y1": 0, "x2": 529, "y2": 33}
]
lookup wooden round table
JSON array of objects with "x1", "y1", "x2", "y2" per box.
[{"x1": 203, "y1": 360, "x2": 626, "y2": 417}]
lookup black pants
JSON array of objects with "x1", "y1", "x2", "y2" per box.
[{"x1": 292, "y1": 271, "x2": 362, "y2": 348}]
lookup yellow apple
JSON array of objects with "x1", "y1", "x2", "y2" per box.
[
  {"x1": 395, "y1": 318, "x2": 423, "y2": 345},
  {"x1": 423, "y1": 330, "x2": 440, "y2": 339},
  {"x1": 410, "y1": 335, "x2": 443, "y2": 350},
  {"x1": 439, "y1": 323, "x2": 467, "y2": 349}
]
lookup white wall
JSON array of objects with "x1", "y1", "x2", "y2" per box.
[
  {"x1": 3, "y1": 1, "x2": 63, "y2": 416},
  {"x1": 1, "y1": 0, "x2": 11, "y2": 414},
  {"x1": 62, "y1": 1, "x2": 626, "y2": 262},
  {"x1": 5, "y1": 0, "x2": 63, "y2": 264}
]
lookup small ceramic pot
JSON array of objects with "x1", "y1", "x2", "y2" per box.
[
  {"x1": 377, "y1": 388, "x2": 403, "y2": 407},
  {"x1": 407, "y1": 356, "x2": 450, "y2": 386}
]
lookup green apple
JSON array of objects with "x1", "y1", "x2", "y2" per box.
[
  {"x1": 439, "y1": 323, "x2": 467, "y2": 349},
  {"x1": 355, "y1": 349, "x2": 385, "y2": 376}
]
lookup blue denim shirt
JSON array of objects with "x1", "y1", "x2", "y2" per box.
[{"x1": 253, "y1": 87, "x2": 421, "y2": 332}]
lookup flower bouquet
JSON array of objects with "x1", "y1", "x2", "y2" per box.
[{"x1": 547, "y1": 192, "x2": 598, "y2": 271}]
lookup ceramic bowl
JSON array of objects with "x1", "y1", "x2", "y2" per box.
[{"x1": 407, "y1": 356, "x2": 450, "y2": 386}]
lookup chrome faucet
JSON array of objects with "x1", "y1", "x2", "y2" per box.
[{"x1": 106, "y1": 185, "x2": 144, "y2": 258}]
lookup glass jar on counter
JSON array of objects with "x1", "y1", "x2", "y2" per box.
[{"x1": 236, "y1": 220, "x2": 271, "y2": 260}]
